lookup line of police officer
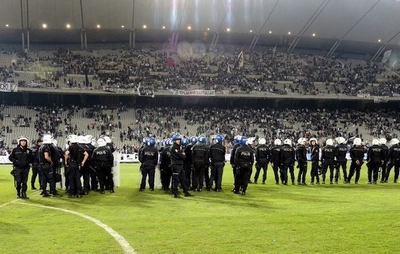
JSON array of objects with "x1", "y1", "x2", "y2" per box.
[
  {"x1": 141, "y1": 133, "x2": 400, "y2": 198},
  {"x1": 9, "y1": 134, "x2": 114, "y2": 199}
]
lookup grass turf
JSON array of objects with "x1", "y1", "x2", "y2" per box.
[{"x1": 1, "y1": 163, "x2": 400, "y2": 254}]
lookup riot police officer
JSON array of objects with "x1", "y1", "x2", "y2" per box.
[
  {"x1": 254, "y1": 138, "x2": 269, "y2": 184},
  {"x1": 170, "y1": 134, "x2": 193, "y2": 198},
  {"x1": 280, "y1": 139, "x2": 296, "y2": 185},
  {"x1": 379, "y1": 138, "x2": 389, "y2": 183},
  {"x1": 30, "y1": 138, "x2": 43, "y2": 190},
  {"x1": 64, "y1": 135, "x2": 89, "y2": 198},
  {"x1": 191, "y1": 136, "x2": 210, "y2": 192},
  {"x1": 309, "y1": 138, "x2": 320, "y2": 185},
  {"x1": 209, "y1": 134, "x2": 226, "y2": 192},
  {"x1": 335, "y1": 137, "x2": 348, "y2": 183},
  {"x1": 233, "y1": 137, "x2": 254, "y2": 195},
  {"x1": 346, "y1": 138, "x2": 365, "y2": 184},
  {"x1": 159, "y1": 139, "x2": 173, "y2": 191},
  {"x1": 366, "y1": 139, "x2": 384, "y2": 184},
  {"x1": 321, "y1": 138, "x2": 336, "y2": 184},
  {"x1": 9, "y1": 136, "x2": 34, "y2": 199},
  {"x1": 139, "y1": 137, "x2": 159, "y2": 191},
  {"x1": 92, "y1": 137, "x2": 114, "y2": 194},
  {"x1": 385, "y1": 138, "x2": 400, "y2": 183},
  {"x1": 230, "y1": 135, "x2": 242, "y2": 183},
  {"x1": 38, "y1": 135, "x2": 61, "y2": 197},
  {"x1": 296, "y1": 138, "x2": 308, "y2": 185},
  {"x1": 270, "y1": 139, "x2": 282, "y2": 184}
]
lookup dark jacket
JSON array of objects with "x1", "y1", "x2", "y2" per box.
[
  {"x1": 9, "y1": 145, "x2": 33, "y2": 168},
  {"x1": 170, "y1": 143, "x2": 185, "y2": 165}
]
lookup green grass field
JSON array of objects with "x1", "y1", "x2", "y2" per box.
[{"x1": 1, "y1": 163, "x2": 400, "y2": 254}]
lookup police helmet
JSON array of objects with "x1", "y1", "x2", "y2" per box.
[
  {"x1": 309, "y1": 138, "x2": 318, "y2": 144},
  {"x1": 379, "y1": 138, "x2": 387, "y2": 145},
  {"x1": 171, "y1": 134, "x2": 182, "y2": 142},
  {"x1": 97, "y1": 138, "x2": 107, "y2": 147},
  {"x1": 52, "y1": 138, "x2": 58, "y2": 146},
  {"x1": 297, "y1": 138, "x2": 304, "y2": 145},
  {"x1": 103, "y1": 136, "x2": 112, "y2": 144},
  {"x1": 274, "y1": 139, "x2": 282, "y2": 146},
  {"x1": 240, "y1": 136, "x2": 248, "y2": 146},
  {"x1": 181, "y1": 138, "x2": 188, "y2": 147},
  {"x1": 247, "y1": 137, "x2": 255, "y2": 145},
  {"x1": 234, "y1": 135, "x2": 242, "y2": 144},
  {"x1": 391, "y1": 138, "x2": 399, "y2": 145},
  {"x1": 42, "y1": 134, "x2": 53, "y2": 144},
  {"x1": 79, "y1": 135, "x2": 89, "y2": 144},
  {"x1": 353, "y1": 138, "x2": 362, "y2": 146},
  {"x1": 284, "y1": 139, "x2": 292, "y2": 146},
  {"x1": 326, "y1": 139, "x2": 334, "y2": 146},
  {"x1": 190, "y1": 136, "x2": 198, "y2": 144},
  {"x1": 215, "y1": 134, "x2": 224, "y2": 143},
  {"x1": 69, "y1": 135, "x2": 79, "y2": 144},
  {"x1": 147, "y1": 137, "x2": 156, "y2": 147},
  {"x1": 198, "y1": 136, "x2": 207, "y2": 144},
  {"x1": 258, "y1": 138, "x2": 266, "y2": 145},
  {"x1": 372, "y1": 139, "x2": 379, "y2": 145},
  {"x1": 336, "y1": 137, "x2": 346, "y2": 145},
  {"x1": 18, "y1": 136, "x2": 29, "y2": 145}
]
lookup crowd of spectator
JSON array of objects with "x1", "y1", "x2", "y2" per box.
[{"x1": 1, "y1": 43, "x2": 400, "y2": 97}]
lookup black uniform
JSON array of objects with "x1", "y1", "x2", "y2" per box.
[
  {"x1": 191, "y1": 143, "x2": 210, "y2": 191},
  {"x1": 209, "y1": 142, "x2": 226, "y2": 191},
  {"x1": 310, "y1": 144, "x2": 320, "y2": 184},
  {"x1": 269, "y1": 145, "x2": 281, "y2": 184},
  {"x1": 92, "y1": 145, "x2": 114, "y2": 193},
  {"x1": 347, "y1": 145, "x2": 365, "y2": 184},
  {"x1": 279, "y1": 144, "x2": 296, "y2": 185},
  {"x1": 139, "y1": 145, "x2": 159, "y2": 191},
  {"x1": 170, "y1": 142, "x2": 191, "y2": 197},
  {"x1": 380, "y1": 144, "x2": 389, "y2": 183},
  {"x1": 9, "y1": 144, "x2": 33, "y2": 198},
  {"x1": 335, "y1": 143, "x2": 348, "y2": 182},
  {"x1": 37, "y1": 144, "x2": 59, "y2": 196},
  {"x1": 159, "y1": 145, "x2": 172, "y2": 190},
  {"x1": 366, "y1": 145, "x2": 384, "y2": 183},
  {"x1": 234, "y1": 144, "x2": 254, "y2": 194},
  {"x1": 321, "y1": 145, "x2": 337, "y2": 184},
  {"x1": 230, "y1": 143, "x2": 241, "y2": 181},
  {"x1": 385, "y1": 144, "x2": 400, "y2": 183},
  {"x1": 254, "y1": 144, "x2": 269, "y2": 184},
  {"x1": 66, "y1": 143, "x2": 87, "y2": 197},
  {"x1": 30, "y1": 142, "x2": 42, "y2": 190},
  {"x1": 81, "y1": 143, "x2": 96, "y2": 193},
  {"x1": 296, "y1": 144, "x2": 308, "y2": 185},
  {"x1": 184, "y1": 144, "x2": 194, "y2": 188}
]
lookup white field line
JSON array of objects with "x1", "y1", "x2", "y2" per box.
[{"x1": 2, "y1": 200, "x2": 135, "y2": 254}]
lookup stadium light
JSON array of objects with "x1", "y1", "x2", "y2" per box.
[
  {"x1": 207, "y1": 28, "x2": 210, "y2": 31},
  {"x1": 268, "y1": 30, "x2": 272, "y2": 34},
  {"x1": 227, "y1": 28, "x2": 230, "y2": 32},
  {"x1": 121, "y1": 25, "x2": 125, "y2": 28},
  {"x1": 288, "y1": 31, "x2": 291, "y2": 35},
  {"x1": 5, "y1": 24, "x2": 9, "y2": 27},
  {"x1": 42, "y1": 23, "x2": 47, "y2": 29},
  {"x1": 378, "y1": 39, "x2": 381, "y2": 43},
  {"x1": 162, "y1": 26, "x2": 165, "y2": 29},
  {"x1": 66, "y1": 24, "x2": 71, "y2": 29},
  {"x1": 96, "y1": 24, "x2": 101, "y2": 29},
  {"x1": 143, "y1": 25, "x2": 147, "y2": 29},
  {"x1": 250, "y1": 30, "x2": 253, "y2": 33},
  {"x1": 312, "y1": 33, "x2": 316, "y2": 37},
  {"x1": 188, "y1": 26, "x2": 192, "y2": 30}
]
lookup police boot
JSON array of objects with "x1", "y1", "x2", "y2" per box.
[
  {"x1": 16, "y1": 191, "x2": 21, "y2": 199},
  {"x1": 174, "y1": 192, "x2": 181, "y2": 198},
  {"x1": 21, "y1": 192, "x2": 29, "y2": 199},
  {"x1": 31, "y1": 183, "x2": 37, "y2": 190},
  {"x1": 184, "y1": 191, "x2": 193, "y2": 197}
]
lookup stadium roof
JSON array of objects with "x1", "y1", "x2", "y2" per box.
[{"x1": 1, "y1": 0, "x2": 400, "y2": 54}]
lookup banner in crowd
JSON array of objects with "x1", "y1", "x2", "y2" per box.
[
  {"x1": 174, "y1": 89, "x2": 216, "y2": 96},
  {"x1": 104, "y1": 87, "x2": 136, "y2": 94},
  {"x1": 0, "y1": 82, "x2": 17, "y2": 92},
  {"x1": 357, "y1": 93, "x2": 370, "y2": 98}
]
